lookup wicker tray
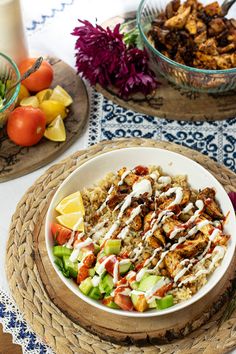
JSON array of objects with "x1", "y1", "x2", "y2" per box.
[{"x1": 6, "y1": 138, "x2": 236, "y2": 354}]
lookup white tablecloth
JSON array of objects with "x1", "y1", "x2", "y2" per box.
[{"x1": 0, "y1": 0, "x2": 235, "y2": 352}]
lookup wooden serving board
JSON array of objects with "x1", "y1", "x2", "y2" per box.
[
  {"x1": 0, "y1": 57, "x2": 89, "y2": 182},
  {"x1": 97, "y1": 13, "x2": 236, "y2": 122}
]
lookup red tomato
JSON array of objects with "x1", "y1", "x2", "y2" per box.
[
  {"x1": 7, "y1": 107, "x2": 46, "y2": 146},
  {"x1": 114, "y1": 294, "x2": 133, "y2": 311},
  {"x1": 83, "y1": 254, "x2": 96, "y2": 268},
  {"x1": 134, "y1": 165, "x2": 149, "y2": 176},
  {"x1": 51, "y1": 223, "x2": 72, "y2": 245},
  {"x1": 77, "y1": 266, "x2": 89, "y2": 284},
  {"x1": 18, "y1": 58, "x2": 53, "y2": 92},
  {"x1": 154, "y1": 283, "x2": 173, "y2": 298}
]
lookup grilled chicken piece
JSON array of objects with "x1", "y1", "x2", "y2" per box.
[
  {"x1": 124, "y1": 207, "x2": 142, "y2": 231},
  {"x1": 117, "y1": 167, "x2": 139, "y2": 186},
  {"x1": 180, "y1": 189, "x2": 191, "y2": 206},
  {"x1": 164, "y1": 251, "x2": 182, "y2": 278},
  {"x1": 197, "y1": 188, "x2": 224, "y2": 219},
  {"x1": 153, "y1": 229, "x2": 166, "y2": 246},
  {"x1": 107, "y1": 191, "x2": 126, "y2": 210},
  {"x1": 214, "y1": 233, "x2": 230, "y2": 246},
  {"x1": 165, "y1": 6, "x2": 191, "y2": 29},
  {"x1": 147, "y1": 236, "x2": 161, "y2": 249},
  {"x1": 176, "y1": 232, "x2": 208, "y2": 258},
  {"x1": 162, "y1": 217, "x2": 183, "y2": 236},
  {"x1": 144, "y1": 211, "x2": 154, "y2": 231}
]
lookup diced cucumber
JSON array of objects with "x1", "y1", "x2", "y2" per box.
[
  {"x1": 89, "y1": 268, "x2": 95, "y2": 277},
  {"x1": 62, "y1": 256, "x2": 78, "y2": 278},
  {"x1": 103, "y1": 295, "x2": 120, "y2": 309},
  {"x1": 104, "y1": 239, "x2": 121, "y2": 255},
  {"x1": 89, "y1": 286, "x2": 102, "y2": 300},
  {"x1": 53, "y1": 246, "x2": 72, "y2": 258},
  {"x1": 148, "y1": 300, "x2": 157, "y2": 309},
  {"x1": 79, "y1": 277, "x2": 93, "y2": 295},
  {"x1": 156, "y1": 294, "x2": 173, "y2": 310},
  {"x1": 94, "y1": 261, "x2": 106, "y2": 276},
  {"x1": 94, "y1": 244, "x2": 100, "y2": 254},
  {"x1": 131, "y1": 293, "x2": 148, "y2": 312},
  {"x1": 138, "y1": 275, "x2": 162, "y2": 292},
  {"x1": 119, "y1": 261, "x2": 131, "y2": 275},
  {"x1": 130, "y1": 281, "x2": 139, "y2": 290},
  {"x1": 99, "y1": 273, "x2": 114, "y2": 294}
]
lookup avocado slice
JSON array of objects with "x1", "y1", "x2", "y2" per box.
[
  {"x1": 156, "y1": 294, "x2": 174, "y2": 310},
  {"x1": 79, "y1": 277, "x2": 93, "y2": 295},
  {"x1": 62, "y1": 256, "x2": 78, "y2": 278},
  {"x1": 104, "y1": 239, "x2": 121, "y2": 255},
  {"x1": 138, "y1": 275, "x2": 162, "y2": 292}
]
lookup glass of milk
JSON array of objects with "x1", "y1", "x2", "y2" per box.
[{"x1": 0, "y1": 0, "x2": 28, "y2": 64}]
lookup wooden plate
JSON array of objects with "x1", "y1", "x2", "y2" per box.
[
  {"x1": 0, "y1": 57, "x2": 89, "y2": 182},
  {"x1": 96, "y1": 13, "x2": 236, "y2": 122}
]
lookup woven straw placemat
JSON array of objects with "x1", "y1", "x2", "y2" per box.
[{"x1": 6, "y1": 138, "x2": 236, "y2": 354}]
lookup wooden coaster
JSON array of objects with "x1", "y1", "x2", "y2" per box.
[
  {"x1": 0, "y1": 57, "x2": 89, "y2": 182},
  {"x1": 6, "y1": 139, "x2": 236, "y2": 354},
  {"x1": 96, "y1": 13, "x2": 236, "y2": 122}
]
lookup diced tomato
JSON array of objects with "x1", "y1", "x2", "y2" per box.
[
  {"x1": 77, "y1": 265, "x2": 89, "y2": 284},
  {"x1": 135, "y1": 260, "x2": 146, "y2": 271},
  {"x1": 154, "y1": 283, "x2": 173, "y2": 298},
  {"x1": 134, "y1": 165, "x2": 149, "y2": 176},
  {"x1": 102, "y1": 296, "x2": 114, "y2": 306},
  {"x1": 114, "y1": 294, "x2": 133, "y2": 311},
  {"x1": 118, "y1": 251, "x2": 130, "y2": 259},
  {"x1": 116, "y1": 278, "x2": 128, "y2": 287},
  {"x1": 83, "y1": 254, "x2": 96, "y2": 268},
  {"x1": 105, "y1": 256, "x2": 117, "y2": 275},
  {"x1": 51, "y1": 223, "x2": 71, "y2": 245}
]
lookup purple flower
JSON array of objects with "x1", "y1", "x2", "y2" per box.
[
  {"x1": 228, "y1": 192, "x2": 236, "y2": 211},
  {"x1": 72, "y1": 20, "x2": 157, "y2": 98}
]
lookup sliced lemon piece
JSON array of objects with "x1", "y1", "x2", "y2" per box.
[
  {"x1": 56, "y1": 191, "x2": 85, "y2": 215},
  {"x1": 36, "y1": 88, "x2": 53, "y2": 103},
  {"x1": 20, "y1": 96, "x2": 39, "y2": 108},
  {"x1": 17, "y1": 84, "x2": 30, "y2": 105},
  {"x1": 39, "y1": 99, "x2": 67, "y2": 124},
  {"x1": 50, "y1": 85, "x2": 73, "y2": 107},
  {"x1": 44, "y1": 115, "x2": 66, "y2": 142},
  {"x1": 56, "y1": 211, "x2": 84, "y2": 231}
]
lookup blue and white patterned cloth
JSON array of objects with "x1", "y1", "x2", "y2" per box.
[
  {"x1": 88, "y1": 92, "x2": 236, "y2": 173},
  {"x1": 0, "y1": 0, "x2": 236, "y2": 353}
]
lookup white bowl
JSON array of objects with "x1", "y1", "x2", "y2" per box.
[{"x1": 45, "y1": 147, "x2": 236, "y2": 317}]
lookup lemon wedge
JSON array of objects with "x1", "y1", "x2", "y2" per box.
[
  {"x1": 50, "y1": 85, "x2": 73, "y2": 107},
  {"x1": 36, "y1": 88, "x2": 53, "y2": 103},
  {"x1": 56, "y1": 191, "x2": 85, "y2": 215},
  {"x1": 39, "y1": 100, "x2": 67, "y2": 124},
  {"x1": 44, "y1": 115, "x2": 66, "y2": 142},
  {"x1": 17, "y1": 84, "x2": 30, "y2": 105},
  {"x1": 20, "y1": 96, "x2": 39, "y2": 108},
  {"x1": 56, "y1": 211, "x2": 84, "y2": 231}
]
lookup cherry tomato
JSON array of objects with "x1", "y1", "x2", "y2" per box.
[
  {"x1": 7, "y1": 106, "x2": 46, "y2": 146},
  {"x1": 77, "y1": 265, "x2": 89, "y2": 284},
  {"x1": 51, "y1": 223, "x2": 72, "y2": 245},
  {"x1": 18, "y1": 58, "x2": 53, "y2": 92},
  {"x1": 114, "y1": 294, "x2": 133, "y2": 311}
]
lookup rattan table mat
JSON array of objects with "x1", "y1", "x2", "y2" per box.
[{"x1": 6, "y1": 138, "x2": 236, "y2": 354}]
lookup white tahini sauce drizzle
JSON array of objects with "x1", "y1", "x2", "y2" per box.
[
  {"x1": 117, "y1": 179, "x2": 152, "y2": 220},
  {"x1": 181, "y1": 202, "x2": 194, "y2": 214},
  {"x1": 145, "y1": 278, "x2": 170, "y2": 303},
  {"x1": 143, "y1": 247, "x2": 162, "y2": 267},
  {"x1": 89, "y1": 219, "x2": 108, "y2": 237},
  {"x1": 178, "y1": 246, "x2": 225, "y2": 287},
  {"x1": 69, "y1": 237, "x2": 93, "y2": 262},
  {"x1": 96, "y1": 255, "x2": 115, "y2": 275},
  {"x1": 126, "y1": 205, "x2": 143, "y2": 225},
  {"x1": 117, "y1": 225, "x2": 130, "y2": 239},
  {"x1": 143, "y1": 210, "x2": 174, "y2": 241},
  {"x1": 113, "y1": 261, "x2": 119, "y2": 284},
  {"x1": 159, "y1": 187, "x2": 183, "y2": 208},
  {"x1": 130, "y1": 242, "x2": 144, "y2": 262},
  {"x1": 98, "y1": 185, "x2": 114, "y2": 212},
  {"x1": 66, "y1": 231, "x2": 84, "y2": 249},
  {"x1": 118, "y1": 169, "x2": 131, "y2": 186},
  {"x1": 103, "y1": 221, "x2": 120, "y2": 241},
  {"x1": 158, "y1": 176, "x2": 171, "y2": 185},
  {"x1": 91, "y1": 275, "x2": 101, "y2": 287}
]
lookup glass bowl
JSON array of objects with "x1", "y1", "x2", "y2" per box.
[
  {"x1": 137, "y1": 0, "x2": 236, "y2": 92},
  {"x1": 0, "y1": 52, "x2": 20, "y2": 127}
]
